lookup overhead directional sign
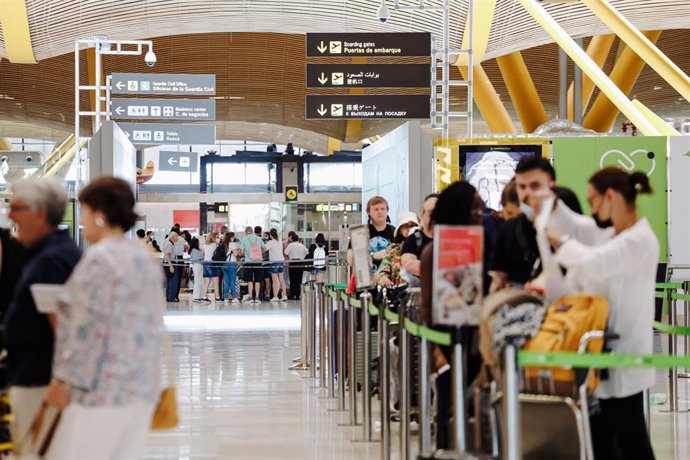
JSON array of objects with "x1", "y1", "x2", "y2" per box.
[
  {"x1": 117, "y1": 123, "x2": 216, "y2": 145},
  {"x1": 306, "y1": 33, "x2": 431, "y2": 57},
  {"x1": 111, "y1": 73, "x2": 216, "y2": 95},
  {"x1": 306, "y1": 64, "x2": 429, "y2": 88},
  {"x1": 159, "y1": 151, "x2": 199, "y2": 172},
  {"x1": 305, "y1": 95, "x2": 430, "y2": 120},
  {"x1": 111, "y1": 98, "x2": 216, "y2": 121}
]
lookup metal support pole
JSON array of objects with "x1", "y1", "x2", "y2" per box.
[
  {"x1": 559, "y1": 47, "x2": 568, "y2": 120},
  {"x1": 379, "y1": 303, "x2": 391, "y2": 460},
  {"x1": 337, "y1": 295, "x2": 347, "y2": 409},
  {"x1": 684, "y1": 281, "x2": 690, "y2": 373},
  {"x1": 441, "y1": 2, "x2": 450, "y2": 139},
  {"x1": 309, "y1": 282, "x2": 318, "y2": 380},
  {"x1": 289, "y1": 283, "x2": 309, "y2": 371},
  {"x1": 504, "y1": 345, "x2": 521, "y2": 460},
  {"x1": 452, "y1": 337, "x2": 466, "y2": 452},
  {"x1": 573, "y1": 38, "x2": 584, "y2": 124},
  {"x1": 668, "y1": 292, "x2": 678, "y2": 411},
  {"x1": 329, "y1": 293, "x2": 337, "y2": 399},
  {"x1": 319, "y1": 284, "x2": 327, "y2": 388},
  {"x1": 419, "y1": 336, "x2": 432, "y2": 454},
  {"x1": 361, "y1": 292, "x2": 373, "y2": 441},
  {"x1": 399, "y1": 301, "x2": 411, "y2": 460},
  {"x1": 348, "y1": 300, "x2": 360, "y2": 426}
]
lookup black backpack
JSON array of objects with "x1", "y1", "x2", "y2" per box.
[{"x1": 211, "y1": 244, "x2": 227, "y2": 262}]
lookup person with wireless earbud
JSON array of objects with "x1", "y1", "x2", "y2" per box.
[{"x1": 543, "y1": 167, "x2": 657, "y2": 460}]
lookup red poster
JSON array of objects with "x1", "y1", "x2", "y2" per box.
[{"x1": 432, "y1": 225, "x2": 483, "y2": 326}]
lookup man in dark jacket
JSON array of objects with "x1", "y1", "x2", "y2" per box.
[{"x1": 5, "y1": 177, "x2": 81, "y2": 451}]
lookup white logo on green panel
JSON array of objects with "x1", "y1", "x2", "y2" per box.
[{"x1": 599, "y1": 149, "x2": 656, "y2": 177}]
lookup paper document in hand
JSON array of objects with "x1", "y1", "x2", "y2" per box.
[{"x1": 29, "y1": 284, "x2": 70, "y2": 314}]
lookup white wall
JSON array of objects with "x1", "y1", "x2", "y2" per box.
[
  {"x1": 361, "y1": 121, "x2": 433, "y2": 225},
  {"x1": 136, "y1": 202, "x2": 199, "y2": 242}
]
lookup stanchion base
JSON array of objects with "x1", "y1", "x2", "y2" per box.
[
  {"x1": 660, "y1": 408, "x2": 690, "y2": 413},
  {"x1": 326, "y1": 408, "x2": 348, "y2": 413},
  {"x1": 677, "y1": 372, "x2": 690, "y2": 378},
  {"x1": 289, "y1": 363, "x2": 310, "y2": 370},
  {"x1": 291, "y1": 356, "x2": 302, "y2": 363},
  {"x1": 337, "y1": 422, "x2": 361, "y2": 427},
  {"x1": 351, "y1": 438, "x2": 378, "y2": 443},
  {"x1": 430, "y1": 450, "x2": 479, "y2": 460}
]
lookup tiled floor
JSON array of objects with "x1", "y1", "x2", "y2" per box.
[{"x1": 144, "y1": 298, "x2": 690, "y2": 459}]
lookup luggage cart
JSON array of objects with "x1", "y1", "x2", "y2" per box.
[{"x1": 492, "y1": 331, "x2": 610, "y2": 460}]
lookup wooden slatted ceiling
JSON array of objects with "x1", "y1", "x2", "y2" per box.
[
  {"x1": 0, "y1": 0, "x2": 688, "y2": 63},
  {"x1": 0, "y1": 30, "x2": 688, "y2": 144}
]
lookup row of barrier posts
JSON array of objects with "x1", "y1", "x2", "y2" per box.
[{"x1": 291, "y1": 276, "x2": 690, "y2": 459}]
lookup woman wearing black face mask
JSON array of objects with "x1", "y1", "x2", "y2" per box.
[{"x1": 544, "y1": 167, "x2": 657, "y2": 460}]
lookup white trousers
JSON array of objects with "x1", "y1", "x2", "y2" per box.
[
  {"x1": 192, "y1": 263, "x2": 204, "y2": 299},
  {"x1": 9, "y1": 386, "x2": 48, "y2": 458},
  {"x1": 46, "y1": 402, "x2": 154, "y2": 460}
]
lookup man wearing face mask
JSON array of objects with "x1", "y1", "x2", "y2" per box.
[{"x1": 489, "y1": 156, "x2": 556, "y2": 293}]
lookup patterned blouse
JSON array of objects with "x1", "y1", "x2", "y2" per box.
[
  {"x1": 376, "y1": 242, "x2": 403, "y2": 287},
  {"x1": 53, "y1": 236, "x2": 164, "y2": 406}
]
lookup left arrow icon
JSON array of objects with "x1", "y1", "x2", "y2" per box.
[
  {"x1": 317, "y1": 104, "x2": 327, "y2": 116},
  {"x1": 167, "y1": 157, "x2": 177, "y2": 166},
  {"x1": 115, "y1": 107, "x2": 124, "y2": 115},
  {"x1": 115, "y1": 81, "x2": 125, "y2": 90}
]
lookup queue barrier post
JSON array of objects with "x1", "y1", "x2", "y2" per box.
[
  {"x1": 451, "y1": 328, "x2": 467, "y2": 454},
  {"x1": 668, "y1": 287, "x2": 678, "y2": 411},
  {"x1": 399, "y1": 292, "x2": 412, "y2": 460},
  {"x1": 503, "y1": 345, "x2": 520, "y2": 460},
  {"x1": 328, "y1": 289, "x2": 337, "y2": 400},
  {"x1": 379, "y1": 298, "x2": 391, "y2": 460},
  {"x1": 307, "y1": 281, "x2": 317, "y2": 380},
  {"x1": 360, "y1": 292, "x2": 374, "y2": 442},
  {"x1": 318, "y1": 283, "x2": 327, "y2": 388},
  {"x1": 289, "y1": 282, "x2": 310, "y2": 371},
  {"x1": 336, "y1": 291, "x2": 348, "y2": 410},
  {"x1": 419, "y1": 334, "x2": 432, "y2": 455},
  {"x1": 342, "y1": 295, "x2": 361, "y2": 427}
]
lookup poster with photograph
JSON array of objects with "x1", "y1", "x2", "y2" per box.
[
  {"x1": 432, "y1": 225, "x2": 483, "y2": 326},
  {"x1": 350, "y1": 225, "x2": 374, "y2": 291}
]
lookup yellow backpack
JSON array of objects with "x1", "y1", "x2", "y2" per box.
[{"x1": 522, "y1": 294, "x2": 609, "y2": 396}]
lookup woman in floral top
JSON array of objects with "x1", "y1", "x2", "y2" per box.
[
  {"x1": 44, "y1": 177, "x2": 163, "y2": 459},
  {"x1": 376, "y1": 212, "x2": 419, "y2": 287}
]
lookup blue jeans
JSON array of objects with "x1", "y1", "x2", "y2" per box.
[
  {"x1": 165, "y1": 267, "x2": 179, "y2": 301},
  {"x1": 222, "y1": 262, "x2": 238, "y2": 299}
]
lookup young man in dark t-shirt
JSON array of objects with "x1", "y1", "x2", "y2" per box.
[
  {"x1": 490, "y1": 156, "x2": 555, "y2": 292},
  {"x1": 347, "y1": 196, "x2": 396, "y2": 271},
  {"x1": 401, "y1": 193, "x2": 438, "y2": 278}
]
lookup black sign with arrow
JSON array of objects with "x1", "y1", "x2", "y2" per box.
[
  {"x1": 306, "y1": 64, "x2": 429, "y2": 88},
  {"x1": 305, "y1": 95, "x2": 430, "y2": 120},
  {"x1": 306, "y1": 33, "x2": 431, "y2": 57}
]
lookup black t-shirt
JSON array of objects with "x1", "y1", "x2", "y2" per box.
[
  {"x1": 490, "y1": 214, "x2": 541, "y2": 285},
  {"x1": 401, "y1": 229, "x2": 432, "y2": 259},
  {"x1": 349, "y1": 224, "x2": 395, "y2": 270}
]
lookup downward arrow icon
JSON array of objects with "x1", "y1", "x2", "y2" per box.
[
  {"x1": 318, "y1": 73, "x2": 328, "y2": 85},
  {"x1": 317, "y1": 41, "x2": 327, "y2": 54},
  {"x1": 317, "y1": 104, "x2": 327, "y2": 116},
  {"x1": 115, "y1": 81, "x2": 125, "y2": 90}
]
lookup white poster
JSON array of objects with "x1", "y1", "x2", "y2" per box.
[{"x1": 668, "y1": 136, "x2": 690, "y2": 269}]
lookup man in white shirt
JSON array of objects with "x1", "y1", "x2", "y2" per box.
[{"x1": 285, "y1": 233, "x2": 309, "y2": 300}]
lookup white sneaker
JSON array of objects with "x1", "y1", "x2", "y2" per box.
[
  {"x1": 252, "y1": 299, "x2": 261, "y2": 304},
  {"x1": 224, "y1": 298, "x2": 229, "y2": 303},
  {"x1": 242, "y1": 295, "x2": 252, "y2": 302},
  {"x1": 231, "y1": 298, "x2": 240, "y2": 304},
  {"x1": 270, "y1": 297, "x2": 279, "y2": 302},
  {"x1": 280, "y1": 297, "x2": 288, "y2": 302}
]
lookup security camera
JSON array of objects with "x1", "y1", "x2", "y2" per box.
[
  {"x1": 25, "y1": 155, "x2": 33, "y2": 162},
  {"x1": 144, "y1": 48, "x2": 157, "y2": 67},
  {"x1": 0, "y1": 156, "x2": 7, "y2": 163},
  {"x1": 377, "y1": 1, "x2": 390, "y2": 23}
]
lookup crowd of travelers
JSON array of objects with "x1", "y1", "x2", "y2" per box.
[
  {"x1": 347, "y1": 155, "x2": 658, "y2": 459},
  {"x1": 152, "y1": 223, "x2": 325, "y2": 304}
]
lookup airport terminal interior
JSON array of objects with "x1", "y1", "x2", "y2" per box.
[{"x1": 1, "y1": 0, "x2": 690, "y2": 459}]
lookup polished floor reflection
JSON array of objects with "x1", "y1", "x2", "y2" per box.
[{"x1": 144, "y1": 300, "x2": 690, "y2": 459}]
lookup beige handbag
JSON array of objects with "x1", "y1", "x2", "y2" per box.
[
  {"x1": 19, "y1": 403, "x2": 62, "y2": 456},
  {"x1": 151, "y1": 329, "x2": 178, "y2": 430}
]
